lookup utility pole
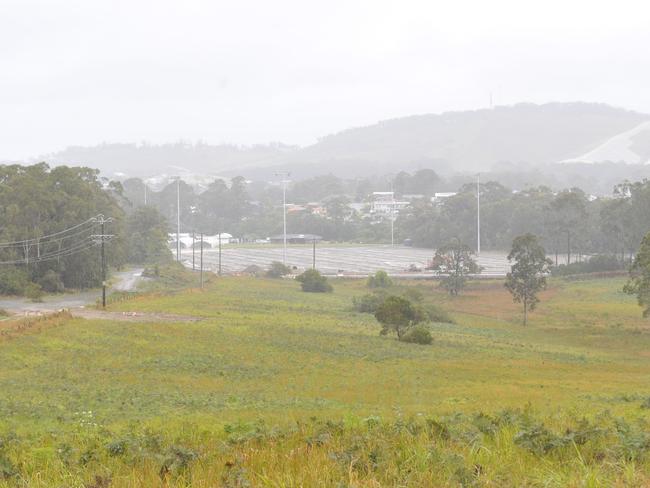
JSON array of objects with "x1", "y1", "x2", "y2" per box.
[
  {"x1": 390, "y1": 201, "x2": 395, "y2": 247},
  {"x1": 218, "y1": 231, "x2": 222, "y2": 276},
  {"x1": 477, "y1": 173, "x2": 481, "y2": 255},
  {"x1": 200, "y1": 232, "x2": 204, "y2": 288},
  {"x1": 92, "y1": 216, "x2": 114, "y2": 309},
  {"x1": 275, "y1": 172, "x2": 290, "y2": 265},
  {"x1": 176, "y1": 177, "x2": 181, "y2": 262}
]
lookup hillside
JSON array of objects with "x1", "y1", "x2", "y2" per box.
[
  {"x1": 40, "y1": 141, "x2": 297, "y2": 179},
  {"x1": 36, "y1": 103, "x2": 650, "y2": 180},
  {"x1": 274, "y1": 102, "x2": 649, "y2": 177},
  {"x1": 0, "y1": 276, "x2": 648, "y2": 485}
]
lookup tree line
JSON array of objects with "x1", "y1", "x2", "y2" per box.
[
  {"x1": 123, "y1": 170, "x2": 650, "y2": 266},
  {"x1": 0, "y1": 164, "x2": 170, "y2": 295}
]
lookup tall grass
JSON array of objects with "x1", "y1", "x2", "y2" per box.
[{"x1": 0, "y1": 276, "x2": 648, "y2": 485}]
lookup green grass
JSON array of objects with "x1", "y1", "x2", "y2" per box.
[{"x1": 0, "y1": 277, "x2": 649, "y2": 486}]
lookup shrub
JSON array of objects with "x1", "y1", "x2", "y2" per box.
[
  {"x1": 352, "y1": 290, "x2": 388, "y2": 313},
  {"x1": 423, "y1": 304, "x2": 454, "y2": 324},
  {"x1": 552, "y1": 255, "x2": 625, "y2": 276},
  {"x1": 266, "y1": 261, "x2": 292, "y2": 278},
  {"x1": 367, "y1": 270, "x2": 392, "y2": 288},
  {"x1": 402, "y1": 325, "x2": 433, "y2": 345},
  {"x1": 24, "y1": 283, "x2": 44, "y2": 302},
  {"x1": 375, "y1": 295, "x2": 426, "y2": 340},
  {"x1": 38, "y1": 270, "x2": 65, "y2": 293},
  {"x1": 242, "y1": 264, "x2": 265, "y2": 277},
  {"x1": 296, "y1": 269, "x2": 333, "y2": 293},
  {"x1": 0, "y1": 267, "x2": 30, "y2": 295}
]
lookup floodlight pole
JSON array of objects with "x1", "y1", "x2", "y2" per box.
[
  {"x1": 477, "y1": 173, "x2": 481, "y2": 255},
  {"x1": 218, "y1": 231, "x2": 222, "y2": 276},
  {"x1": 101, "y1": 218, "x2": 106, "y2": 308},
  {"x1": 275, "y1": 172, "x2": 290, "y2": 265},
  {"x1": 391, "y1": 202, "x2": 395, "y2": 247},
  {"x1": 176, "y1": 177, "x2": 181, "y2": 262}
]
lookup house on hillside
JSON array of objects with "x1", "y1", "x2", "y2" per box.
[{"x1": 370, "y1": 192, "x2": 409, "y2": 215}]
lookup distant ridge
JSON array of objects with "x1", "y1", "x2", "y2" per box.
[{"x1": 33, "y1": 102, "x2": 650, "y2": 179}]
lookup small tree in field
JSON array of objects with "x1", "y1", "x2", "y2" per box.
[
  {"x1": 505, "y1": 234, "x2": 552, "y2": 326},
  {"x1": 296, "y1": 269, "x2": 333, "y2": 293},
  {"x1": 266, "y1": 261, "x2": 292, "y2": 278},
  {"x1": 429, "y1": 238, "x2": 480, "y2": 295},
  {"x1": 374, "y1": 296, "x2": 426, "y2": 340},
  {"x1": 367, "y1": 270, "x2": 393, "y2": 288},
  {"x1": 624, "y1": 232, "x2": 650, "y2": 316}
]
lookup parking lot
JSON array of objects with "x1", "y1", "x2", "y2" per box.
[{"x1": 180, "y1": 245, "x2": 511, "y2": 277}]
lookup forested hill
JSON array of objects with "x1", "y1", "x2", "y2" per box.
[
  {"x1": 277, "y1": 103, "x2": 649, "y2": 178},
  {"x1": 36, "y1": 103, "x2": 650, "y2": 179},
  {"x1": 42, "y1": 142, "x2": 297, "y2": 179}
]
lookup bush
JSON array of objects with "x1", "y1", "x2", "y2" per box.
[
  {"x1": 0, "y1": 267, "x2": 31, "y2": 295},
  {"x1": 551, "y1": 255, "x2": 625, "y2": 276},
  {"x1": 295, "y1": 269, "x2": 333, "y2": 293},
  {"x1": 352, "y1": 290, "x2": 388, "y2": 313},
  {"x1": 242, "y1": 264, "x2": 265, "y2": 277},
  {"x1": 266, "y1": 261, "x2": 292, "y2": 278},
  {"x1": 423, "y1": 304, "x2": 454, "y2": 324},
  {"x1": 24, "y1": 282, "x2": 44, "y2": 302},
  {"x1": 38, "y1": 270, "x2": 65, "y2": 293},
  {"x1": 402, "y1": 325, "x2": 433, "y2": 345},
  {"x1": 375, "y1": 295, "x2": 426, "y2": 339},
  {"x1": 367, "y1": 270, "x2": 392, "y2": 288}
]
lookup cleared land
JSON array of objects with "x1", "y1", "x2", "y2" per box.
[{"x1": 0, "y1": 276, "x2": 649, "y2": 486}]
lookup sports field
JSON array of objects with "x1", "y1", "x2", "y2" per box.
[{"x1": 0, "y1": 275, "x2": 648, "y2": 486}]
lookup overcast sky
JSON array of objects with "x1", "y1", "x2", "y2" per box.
[{"x1": 2, "y1": 0, "x2": 649, "y2": 160}]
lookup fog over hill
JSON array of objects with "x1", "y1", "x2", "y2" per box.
[{"x1": 34, "y1": 102, "x2": 650, "y2": 186}]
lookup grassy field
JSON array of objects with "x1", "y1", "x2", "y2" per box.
[{"x1": 0, "y1": 276, "x2": 649, "y2": 486}]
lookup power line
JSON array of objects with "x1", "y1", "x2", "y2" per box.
[
  {"x1": 0, "y1": 239, "x2": 101, "y2": 265},
  {"x1": 0, "y1": 215, "x2": 111, "y2": 265},
  {"x1": 0, "y1": 215, "x2": 103, "y2": 248}
]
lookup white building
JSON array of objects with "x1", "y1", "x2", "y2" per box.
[
  {"x1": 168, "y1": 232, "x2": 236, "y2": 249},
  {"x1": 431, "y1": 192, "x2": 457, "y2": 204},
  {"x1": 370, "y1": 192, "x2": 409, "y2": 215}
]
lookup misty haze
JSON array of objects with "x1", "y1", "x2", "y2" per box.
[{"x1": 1, "y1": 1, "x2": 650, "y2": 486}]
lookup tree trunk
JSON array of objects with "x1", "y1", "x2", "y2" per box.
[{"x1": 523, "y1": 298, "x2": 528, "y2": 326}]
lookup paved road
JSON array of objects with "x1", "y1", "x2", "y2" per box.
[
  {"x1": 0, "y1": 268, "x2": 144, "y2": 315},
  {"x1": 182, "y1": 245, "x2": 511, "y2": 277}
]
